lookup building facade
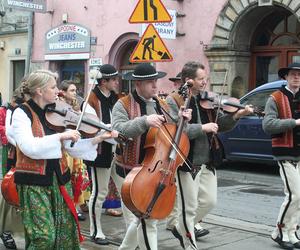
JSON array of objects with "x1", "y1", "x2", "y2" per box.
[
  {"x1": 0, "y1": 5, "x2": 29, "y2": 102},
  {"x1": 1, "y1": 0, "x2": 300, "y2": 101}
]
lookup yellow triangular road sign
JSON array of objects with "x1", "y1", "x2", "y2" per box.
[
  {"x1": 129, "y1": 0, "x2": 172, "y2": 23},
  {"x1": 130, "y1": 24, "x2": 173, "y2": 63}
]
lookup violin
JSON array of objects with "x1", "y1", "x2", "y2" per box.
[
  {"x1": 121, "y1": 82, "x2": 192, "y2": 219},
  {"x1": 45, "y1": 100, "x2": 130, "y2": 143},
  {"x1": 199, "y1": 91, "x2": 264, "y2": 117}
]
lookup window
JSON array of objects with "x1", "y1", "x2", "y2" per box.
[
  {"x1": 13, "y1": 60, "x2": 25, "y2": 89},
  {"x1": 241, "y1": 89, "x2": 278, "y2": 115},
  {"x1": 254, "y1": 12, "x2": 300, "y2": 47}
]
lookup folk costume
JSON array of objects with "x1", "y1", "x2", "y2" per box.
[
  {"x1": 112, "y1": 63, "x2": 168, "y2": 250},
  {"x1": 86, "y1": 64, "x2": 122, "y2": 245},
  {"x1": 0, "y1": 105, "x2": 8, "y2": 177},
  {"x1": 58, "y1": 92, "x2": 90, "y2": 221},
  {"x1": 0, "y1": 103, "x2": 22, "y2": 250},
  {"x1": 166, "y1": 90, "x2": 238, "y2": 249},
  {"x1": 12, "y1": 99, "x2": 98, "y2": 249},
  {"x1": 263, "y1": 63, "x2": 300, "y2": 249}
]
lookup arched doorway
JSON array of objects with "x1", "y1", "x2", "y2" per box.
[
  {"x1": 250, "y1": 9, "x2": 300, "y2": 88},
  {"x1": 108, "y1": 32, "x2": 138, "y2": 94},
  {"x1": 205, "y1": 1, "x2": 300, "y2": 98}
]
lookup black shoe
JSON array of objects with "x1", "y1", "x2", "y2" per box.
[
  {"x1": 93, "y1": 237, "x2": 109, "y2": 245},
  {"x1": 194, "y1": 228, "x2": 210, "y2": 239},
  {"x1": 0, "y1": 232, "x2": 17, "y2": 249},
  {"x1": 171, "y1": 226, "x2": 185, "y2": 249},
  {"x1": 77, "y1": 212, "x2": 86, "y2": 221},
  {"x1": 272, "y1": 236, "x2": 294, "y2": 249},
  {"x1": 294, "y1": 241, "x2": 300, "y2": 249}
]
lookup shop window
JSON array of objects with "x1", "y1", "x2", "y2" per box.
[{"x1": 60, "y1": 60, "x2": 85, "y2": 97}]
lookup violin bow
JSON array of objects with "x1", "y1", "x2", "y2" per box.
[
  {"x1": 214, "y1": 70, "x2": 228, "y2": 123},
  {"x1": 70, "y1": 68, "x2": 101, "y2": 147}
]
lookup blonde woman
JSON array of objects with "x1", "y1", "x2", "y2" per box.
[{"x1": 11, "y1": 70, "x2": 117, "y2": 249}]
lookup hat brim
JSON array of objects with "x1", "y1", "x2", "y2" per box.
[
  {"x1": 169, "y1": 77, "x2": 181, "y2": 82},
  {"x1": 100, "y1": 72, "x2": 122, "y2": 79},
  {"x1": 278, "y1": 66, "x2": 300, "y2": 79},
  {"x1": 278, "y1": 68, "x2": 289, "y2": 79},
  {"x1": 123, "y1": 71, "x2": 167, "y2": 81}
]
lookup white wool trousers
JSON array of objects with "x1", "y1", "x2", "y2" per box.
[
  {"x1": 176, "y1": 165, "x2": 217, "y2": 250},
  {"x1": 272, "y1": 160, "x2": 300, "y2": 244}
]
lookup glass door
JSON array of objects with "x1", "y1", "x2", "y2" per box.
[
  {"x1": 60, "y1": 60, "x2": 85, "y2": 97},
  {"x1": 251, "y1": 53, "x2": 280, "y2": 88}
]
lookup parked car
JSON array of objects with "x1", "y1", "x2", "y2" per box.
[{"x1": 218, "y1": 80, "x2": 287, "y2": 165}]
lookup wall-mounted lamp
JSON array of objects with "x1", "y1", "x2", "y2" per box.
[
  {"x1": 0, "y1": 41, "x2": 5, "y2": 50},
  {"x1": 62, "y1": 13, "x2": 68, "y2": 23}
]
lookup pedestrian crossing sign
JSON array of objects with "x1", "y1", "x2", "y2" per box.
[
  {"x1": 129, "y1": 0, "x2": 172, "y2": 23},
  {"x1": 130, "y1": 24, "x2": 173, "y2": 63}
]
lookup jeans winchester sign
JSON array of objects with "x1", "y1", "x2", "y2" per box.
[
  {"x1": 4, "y1": 0, "x2": 47, "y2": 13},
  {"x1": 45, "y1": 23, "x2": 91, "y2": 60}
]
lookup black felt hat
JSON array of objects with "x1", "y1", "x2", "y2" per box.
[
  {"x1": 169, "y1": 72, "x2": 182, "y2": 82},
  {"x1": 123, "y1": 63, "x2": 166, "y2": 81},
  {"x1": 278, "y1": 63, "x2": 300, "y2": 79},
  {"x1": 99, "y1": 64, "x2": 119, "y2": 79}
]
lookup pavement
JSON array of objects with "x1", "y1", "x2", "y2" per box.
[
  {"x1": 0, "y1": 146, "x2": 283, "y2": 249},
  {"x1": 0, "y1": 210, "x2": 279, "y2": 250}
]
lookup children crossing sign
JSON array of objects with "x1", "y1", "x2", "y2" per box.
[
  {"x1": 130, "y1": 24, "x2": 173, "y2": 63},
  {"x1": 129, "y1": 0, "x2": 172, "y2": 23}
]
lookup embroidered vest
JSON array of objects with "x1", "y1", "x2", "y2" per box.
[
  {"x1": 15, "y1": 103, "x2": 69, "y2": 176},
  {"x1": 271, "y1": 90, "x2": 293, "y2": 148},
  {"x1": 88, "y1": 91, "x2": 103, "y2": 121},
  {"x1": 115, "y1": 94, "x2": 168, "y2": 170},
  {"x1": 15, "y1": 103, "x2": 47, "y2": 175}
]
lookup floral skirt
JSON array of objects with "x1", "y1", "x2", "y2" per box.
[
  {"x1": 17, "y1": 177, "x2": 80, "y2": 250},
  {"x1": 1, "y1": 145, "x2": 8, "y2": 178}
]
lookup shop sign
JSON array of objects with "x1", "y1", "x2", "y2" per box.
[
  {"x1": 141, "y1": 10, "x2": 176, "y2": 40},
  {"x1": 4, "y1": 0, "x2": 47, "y2": 13},
  {"x1": 45, "y1": 23, "x2": 91, "y2": 60}
]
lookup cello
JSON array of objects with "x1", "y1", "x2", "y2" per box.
[{"x1": 121, "y1": 82, "x2": 192, "y2": 219}]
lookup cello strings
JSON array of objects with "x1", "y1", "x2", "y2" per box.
[{"x1": 158, "y1": 127, "x2": 192, "y2": 170}]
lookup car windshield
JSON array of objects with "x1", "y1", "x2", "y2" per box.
[{"x1": 240, "y1": 89, "x2": 277, "y2": 115}]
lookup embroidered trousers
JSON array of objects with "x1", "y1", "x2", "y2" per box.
[
  {"x1": 88, "y1": 163, "x2": 124, "y2": 239},
  {"x1": 176, "y1": 166, "x2": 217, "y2": 250},
  {"x1": 272, "y1": 160, "x2": 300, "y2": 244}
]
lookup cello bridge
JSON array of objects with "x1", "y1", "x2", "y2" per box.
[{"x1": 159, "y1": 168, "x2": 171, "y2": 175}]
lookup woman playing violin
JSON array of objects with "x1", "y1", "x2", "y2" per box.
[
  {"x1": 166, "y1": 61, "x2": 254, "y2": 250},
  {"x1": 11, "y1": 70, "x2": 113, "y2": 249}
]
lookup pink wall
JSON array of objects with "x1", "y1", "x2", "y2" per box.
[{"x1": 32, "y1": 0, "x2": 227, "y2": 93}]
